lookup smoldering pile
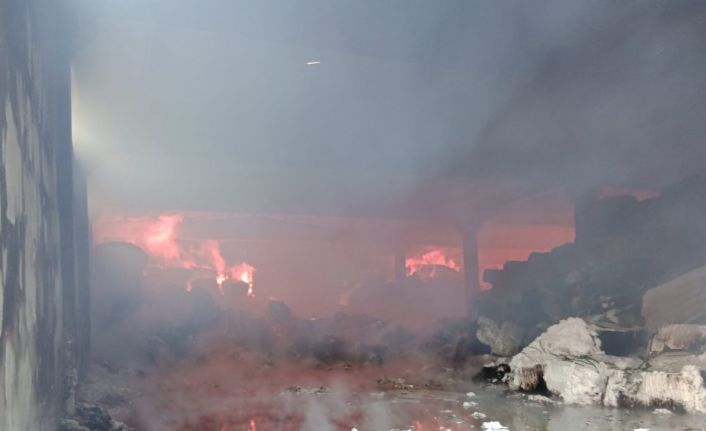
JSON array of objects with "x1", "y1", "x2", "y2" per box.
[{"x1": 91, "y1": 282, "x2": 423, "y2": 373}]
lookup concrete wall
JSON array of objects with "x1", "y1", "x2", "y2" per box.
[{"x1": 0, "y1": 0, "x2": 87, "y2": 429}]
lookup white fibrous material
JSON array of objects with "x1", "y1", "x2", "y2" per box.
[
  {"x1": 509, "y1": 318, "x2": 605, "y2": 399},
  {"x1": 481, "y1": 421, "x2": 510, "y2": 431},
  {"x1": 635, "y1": 365, "x2": 706, "y2": 413}
]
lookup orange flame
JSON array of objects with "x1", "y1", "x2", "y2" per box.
[
  {"x1": 405, "y1": 247, "x2": 461, "y2": 279},
  {"x1": 231, "y1": 262, "x2": 256, "y2": 296},
  {"x1": 99, "y1": 213, "x2": 256, "y2": 293},
  {"x1": 142, "y1": 214, "x2": 183, "y2": 261}
]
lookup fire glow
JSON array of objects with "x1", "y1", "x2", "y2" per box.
[
  {"x1": 405, "y1": 247, "x2": 461, "y2": 279},
  {"x1": 99, "y1": 213, "x2": 256, "y2": 294},
  {"x1": 231, "y1": 262, "x2": 256, "y2": 296}
]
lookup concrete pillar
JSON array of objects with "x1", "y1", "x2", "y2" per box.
[
  {"x1": 462, "y1": 227, "x2": 481, "y2": 318},
  {"x1": 570, "y1": 187, "x2": 599, "y2": 244}
]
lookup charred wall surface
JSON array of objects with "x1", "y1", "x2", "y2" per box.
[{"x1": 0, "y1": 0, "x2": 88, "y2": 430}]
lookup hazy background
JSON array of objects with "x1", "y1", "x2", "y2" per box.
[{"x1": 68, "y1": 0, "x2": 706, "y2": 215}]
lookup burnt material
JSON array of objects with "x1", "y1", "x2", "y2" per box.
[
  {"x1": 477, "y1": 363, "x2": 511, "y2": 383},
  {"x1": 59, "y1": 403, "x2": 130, "y2": 431},
  {"x1": 311, "y1": 336, "x2": 349, "y2": 364},
  {"x1": 480, "y1": 176, "x2": 706, "y2": 332}
]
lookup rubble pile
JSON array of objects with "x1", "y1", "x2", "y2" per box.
[{"x1": 480, "y1": 176, "x2": 706, "y2": 342}]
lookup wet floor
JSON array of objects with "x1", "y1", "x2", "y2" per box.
[
  {"x1": 97, "y1": 356, "x2": 706, "y2": 431},
  {"x1": 155, "y1": 386, "x2": 706, "y2": 431}
]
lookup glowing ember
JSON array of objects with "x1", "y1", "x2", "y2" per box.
[
  {"x1": 406, "y1": 247, "x2": 461, "y2": 279},
  {"x1": 231, "y1": 262, "x2": 256, "y2": 296},
  {"x1": 142, "y1": 214, "x2": 183, "y2": 261}
]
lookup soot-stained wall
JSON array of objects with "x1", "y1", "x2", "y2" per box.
[{"x1": 0, "y1": 0, "x2": 87, "y2": 430}]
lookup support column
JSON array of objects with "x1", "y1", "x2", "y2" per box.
[
  {"x1": 394, "y1": 247, "x2": 407, "y2": 286},
  {"x1": 569, "y1": 186, "x2": 599, "y2": 244},
  {"x1": 462, "y1": 226, "x2": 481, "y2": 318}
]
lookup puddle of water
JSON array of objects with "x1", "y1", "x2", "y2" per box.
[{"x1": 101, "y1": 357, "x2": 706, "y2": 431}]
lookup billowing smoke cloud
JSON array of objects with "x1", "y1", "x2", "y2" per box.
[
  {"x1": 467, "y1": 1, "x2": 706, "y2": 190},
  {"x1": 69, "y1": 0, "x2": 706, "y2": 216},
  {"x1": 71, "y1": 4, "x2": 706, "y2": 429}
]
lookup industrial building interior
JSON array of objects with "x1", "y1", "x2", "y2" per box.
[{"x1": 2, "y1": 1, "x2": 706, "y2": 430}]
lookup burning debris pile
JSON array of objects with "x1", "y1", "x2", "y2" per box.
[
  {"x1": 88, "y1": 236, "x2": 421, "y2": 373},
  {"x1": 80, "y1": 177, "x2": 706, "y2": 428}
]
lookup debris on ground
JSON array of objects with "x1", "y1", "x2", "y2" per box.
[
  {"x1": 481, "y1": 421, "x2": 510, "y2": 431},
  {"x1": 376, "y1": 377, "x2": 415, "y2": 391},
  {"x1": 282, "y1": 385, "x2": 330, "y2": 395},
  {"x1": 462, "y1": 400, "x2": 478, "y2": 409},
  {"x1": 477, "y1": 363, "x2": 511, "y2": 383},
  {"x1": 59, "y1": 403, "x2": 131, "y2": 431},
  {"x1": 526, "y1": 394, "x2": 557, "y2": 405},
  {"x1": 652, "y1": 408, "x2": 673, "y2": 415}
]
